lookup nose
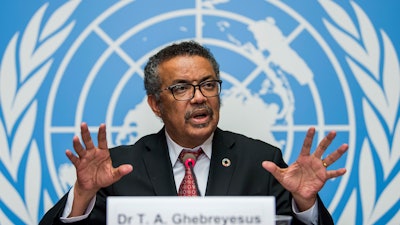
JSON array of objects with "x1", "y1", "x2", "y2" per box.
[{"x1": 190, "y1": 86, "x2": 207, "y2": 103}]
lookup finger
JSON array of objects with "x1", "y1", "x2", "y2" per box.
[
  {"x1": 326, "y1": 168, "x2": 347, "y2": 179},
  {"x1": 322, "y1": 144, "x2": 348, "y2": 166},
  {"x1": 314, "y1": 130, "x2": 336, "y2": 159},
  {"x1": 112, "y1": 164, "x2": 133, "y2": 181},
  {"x1": 72, "y1": 135, "x2": 85, "y2": 157},
  {"x1": 80, "y1": 122, "x2": 95, "y2": 150},
  {"x1": 66, "y1": 149, "x2": 80, "y2": 167},
  {"x1": 97, "y1": 124, "x2": 108, "y2": 150},
  {"x1": 262, "y1": 161, "x2": 283, "y2": 181},
  {"x1": 299, "y1": 127, "x2": 316, "y2": 156}
]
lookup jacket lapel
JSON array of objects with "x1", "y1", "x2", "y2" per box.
[
  {"x1": 141, "y1": 128, "x2": 237, "y2": 196},
  {"x1": 142, "y1": 128, "x2": 178, "y2": 196},
  {"x1": 205, "y1": 128, "x2": 237, "y2": 195}
]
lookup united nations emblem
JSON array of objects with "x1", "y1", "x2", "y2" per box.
[
  {"x1": 46, "y1": 0, "x2": 354, "y2": 213},
  {"x1": 0, "y1": 0, "x2": 398, "y2": 224}
]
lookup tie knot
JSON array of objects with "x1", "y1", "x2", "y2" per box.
[{"x1": 179, "y1": 148, "x2": 203, "y2": 164}]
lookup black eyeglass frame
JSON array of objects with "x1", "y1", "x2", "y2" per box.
[{"x1": 161, "y1": 79, "x2": 222, "y2": 101}]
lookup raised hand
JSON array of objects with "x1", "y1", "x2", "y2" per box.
[
  {"x1": 262, "y1": 127, "x2": 347, "y2": 211},
  {"x1": 65, "y1": 122, "x2": 133, "y2": 216}
]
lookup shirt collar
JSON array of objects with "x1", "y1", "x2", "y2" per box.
[{"x1": 165, "y1": 130, "x2": 213, "y2": 166}]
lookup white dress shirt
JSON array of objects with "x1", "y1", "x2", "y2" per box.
[
  {"x1": 61, "y1": 130, "x2": 318, "y2": 224},
  {"x1": 166, "y1": 130, "x2": 213, "y2": 195}
]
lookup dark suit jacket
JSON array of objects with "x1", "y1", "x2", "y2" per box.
[{"x1": 39, "y1": 128, "x2": 334, "y2": 225}]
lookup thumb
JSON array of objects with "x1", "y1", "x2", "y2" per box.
[
  {"x1": 262, "y1": 161, "x2": 281, "y2": 180},
  {"x1": 113, "y1": 164, "x2": 133, "y2": 180}
]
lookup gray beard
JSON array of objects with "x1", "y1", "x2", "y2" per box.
[{"x1": 184, "y1": 104, "x2": 214, "y2": 128}]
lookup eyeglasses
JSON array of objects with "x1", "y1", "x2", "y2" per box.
[{"x1": 162, "y1": 79, "x2": 222, "y2": 101}]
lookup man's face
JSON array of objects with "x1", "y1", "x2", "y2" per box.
[{"x1": 148, "y1": 55, "x2": 220, "y2": 148}]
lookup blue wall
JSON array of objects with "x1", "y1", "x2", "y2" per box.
[{"x1": 0, "y1": 1, "x2": 399, "y2": 224}]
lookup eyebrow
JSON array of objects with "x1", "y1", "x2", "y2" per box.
[{"x1": 171, "y1": 75, "x2": 215, "y2": 85}]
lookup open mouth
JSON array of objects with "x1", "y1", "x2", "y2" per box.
[
  {"x1": 185, "y1": 107, "x2": 213, "y2": 124},
  {"x1": 193, "y1": 111, "x2": 208, "y2": 119}
]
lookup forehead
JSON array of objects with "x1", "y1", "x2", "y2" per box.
[{"x1": 158, "y1": 55, "x2": 216, "y2": 83}]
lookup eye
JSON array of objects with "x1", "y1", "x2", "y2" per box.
[
  {"x1": 201, "y1": 81, "x2": 216, "y2": 90},
  {"x1": 171, "y1": 84, "x2": 190, "y2": 94}
]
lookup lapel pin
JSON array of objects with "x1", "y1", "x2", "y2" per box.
[{"x1": 222, "y1": 158, "x2": 231, "y2": 167}]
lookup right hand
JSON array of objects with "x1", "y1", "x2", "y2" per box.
[{"x1": 66, "y1": 122, "x2": 133, "y2": 216}]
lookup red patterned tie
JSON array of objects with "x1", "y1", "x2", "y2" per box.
[{"x1": 178, "y1": 149, "x2": 203, "y2": 196}]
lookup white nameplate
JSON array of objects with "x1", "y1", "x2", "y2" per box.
[{"x1": 107, "y1": 196, "x2": 275, "y2": 225}]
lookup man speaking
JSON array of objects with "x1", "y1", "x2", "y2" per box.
[{"x1": 39, "y1": 41, "x2": 347, "y2": 225}]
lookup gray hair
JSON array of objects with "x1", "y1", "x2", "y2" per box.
[{"x1": 144, "y1": 41, "x2": 220, "y2": 101}]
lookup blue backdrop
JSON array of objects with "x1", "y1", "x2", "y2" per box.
[{"x1": 0, "y1": 1, "x2": 399, "y2": 224}]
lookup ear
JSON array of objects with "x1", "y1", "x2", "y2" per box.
[{"x1": 147, "y1": 95, "x2": 161, "y2": 117}]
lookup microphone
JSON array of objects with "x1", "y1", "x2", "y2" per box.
[{"x1": 182, "y1": 153, "x2": 201, "y2": 196}]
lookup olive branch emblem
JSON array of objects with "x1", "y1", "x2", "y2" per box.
[
  {"x1": 0, "y1": 1, "x2": 80, "y2": 224},
  {"x1": 320, "y1": 0, "x2": 400, "y2": 224}
]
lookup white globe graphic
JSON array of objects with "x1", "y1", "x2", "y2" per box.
[{"x1": 44, "y1": 0, "x2": 355, "y2": 212}]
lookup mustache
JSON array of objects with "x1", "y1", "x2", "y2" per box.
[{"x1": 184, "y1": 104, "x2": 214, "y2": 121}]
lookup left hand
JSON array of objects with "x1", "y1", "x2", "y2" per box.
[{"x1": 262, "y1": 127, "x2": 348, "y2": 211}]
